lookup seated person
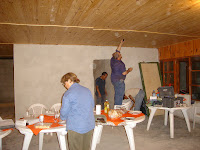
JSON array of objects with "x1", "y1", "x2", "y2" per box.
[{"x1": 123, "y1": 88, "x2": 145, "y2": 111}]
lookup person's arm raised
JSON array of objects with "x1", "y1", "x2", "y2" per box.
[{"x1": 116, "y1": 39, "x2": 124, "y2": 52}]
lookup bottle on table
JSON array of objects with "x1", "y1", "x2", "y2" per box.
[
  {"x1": 152, "y1": 90, "x2": 156, "y2": 97},
  {"x1": 104, "y1": 100, "x2": 110, "y2": 114},
  {"x1": 157, "y1": 92, "x2": 159, "y2": 98}
]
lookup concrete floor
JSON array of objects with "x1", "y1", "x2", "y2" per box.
[{"x1": 1, "y1": 105, "x2": 200, "y2": 150}]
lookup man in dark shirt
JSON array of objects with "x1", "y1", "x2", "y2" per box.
[
  {"x1": 111, "y1": 39, "x2": 133, "y2": 105},
  {"x1": 95, "y1": 72, "x2": 108, "y2": 109}
]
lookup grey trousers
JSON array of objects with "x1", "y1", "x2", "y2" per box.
[
  {"x1": 134, "y1": 89, "x2": 145, "y2": 111},
  {"x1": 68, "y1": 129, "x2": 93, "y2": 150},
  {"x1": 96, "y1": 94, "x2": 106, "y2": 109}
]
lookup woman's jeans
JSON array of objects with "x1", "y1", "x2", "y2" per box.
[{"x1": 112, "y1": 80, "x2": 125, "y2": 105}]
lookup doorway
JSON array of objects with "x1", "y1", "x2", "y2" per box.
[
  {"x1": 0, "y1": 58, "x2": 15, "y2": 120},
  {"x1": 93, "y1": 59, "x2": 114, "y2": 109}
]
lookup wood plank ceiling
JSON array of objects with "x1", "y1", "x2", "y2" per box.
[{"x1": 0, "y1": 0, "x2": 200, "y2": 48}]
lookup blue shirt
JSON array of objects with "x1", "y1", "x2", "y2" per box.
[
  {"x1": 95, "y1": 77, "x2": 106, "y2": 96},
  {"x1": 110, "y1": 52, "x2": 126, "y2": 83},
  {"x1": 60, "y1": 83, "x2": 95, "y2": 134}
]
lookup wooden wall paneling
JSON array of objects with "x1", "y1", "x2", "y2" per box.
[
  {"x1": 175, "y1": 43, "x2": 183, "y2": 58},
  {"x1": 193, "y1": 39, "x2": 200, "y2": 55},
  {"x1": 162, "y1": 47, "x2": 168, "y2": 59},
  {"x1": 176, "y1": 41, "x2": 194, "y2": 57},
  {"x1": 158, "y1": 47, "x2": 163, "y2": 60},
  {"x1": 184, "y1": 40, "x2": 194, "y2": 57},
  {"x1": 169, "y1": 45, "x2": 176, "y2": 59},
  {"x1": 172, "y1": 44, "x2": 180, "y2": 58},
  {"x1": 159, "y1": 38, "x2": 199, "y2": 60},
  {"x1": 159, "y1": 46, "x2": 170, "y2": 60},
  {"x1": 162, "y1": 46, "x2": 169, "y2": 59}
]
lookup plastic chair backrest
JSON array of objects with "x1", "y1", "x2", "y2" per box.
[
  {"x1": 122, "y1": 100, "x2": 134, "y2": 110},
  {"x1": 50, "y1": 103, "x2": 61, "y2": 113},
  {"x1": 194, "y1": 101, "x2": 200, "y2": 116},
  {"x1": 0, "y1": 116, "x2": 12, "y2": 150},
  {"x1": 28, "y1": 103, "x2": 48, "y2": 116},
  {"x1": 193, "y1": 101, "x2": 200, "y2": 129}
]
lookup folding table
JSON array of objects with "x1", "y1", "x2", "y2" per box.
[{"x1": 147, "y1": 106, "x2": 191, "y2": 138}]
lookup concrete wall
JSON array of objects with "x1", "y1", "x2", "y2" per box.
[{"x1": 14, "y1": 44, "x2": 158, "y2": 119}]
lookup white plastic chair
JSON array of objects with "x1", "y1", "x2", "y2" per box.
[
  {"x1": 48, "y1": 103, "x2": 61, "y2": 136},
  {"x1": 193, "y1": 101, "x2": 200, "y2": 129},
  {"x1": 50, "y1": 103, "x2": 61, "y2": 113},
  {"x1": 0, "y1": 117, "x2": 12, "y2": 150},
  {"x1": 122, "y1": 99, "x2": 134, "y2": 110},
  {"x1": 28, "y1": 103, "x2": 48, "y2": 117},
  {"x1": 114, "y1": 99, "x2": 133, "y2": 110}
]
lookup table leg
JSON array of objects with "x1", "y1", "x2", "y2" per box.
[
  {"x1": 22, "y1": 132, "x2": 33, "y2": 150},
  {"x1": 182, "y1": 109, "x2": 191, "y2": 132},
  {"x1": 39, "y1": 133, "x2": 44, "y2": 150},
  {"x1": 0, "y1": 138, "x2": 2, "y2": 150},
  {"x1": 57, "y1": 131, "x2": 67, "y2": 150},
  {"x1": 91, "y1": 125, "x2": 103, "y2": 150},
  {"x1": 147, "y1": 108, "x2": 157, "y2": 130},
  {"x1": 169, "y1": 110, "x2": 174, "y2": 138},
  {"x1": 164, "y1": 110, "x2": 168, "y2": 126},
  {"x1": 97, "y1": 125, "x2": 103, "y2": 144},
  {"x1": 125, "y1": 125, "x2": 135, "y2": 150}
]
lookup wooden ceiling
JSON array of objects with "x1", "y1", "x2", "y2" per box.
[{"x1": 0, "y1": 0, "x2": 200, "y2": 49}]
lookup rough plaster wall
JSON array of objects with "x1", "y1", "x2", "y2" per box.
[
  {"x1": 14, "y1": 44, "x2": 158, "y2": 119},
  {"x1": 0, "y1": 59, "x2": 14, "y2": 103}
]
